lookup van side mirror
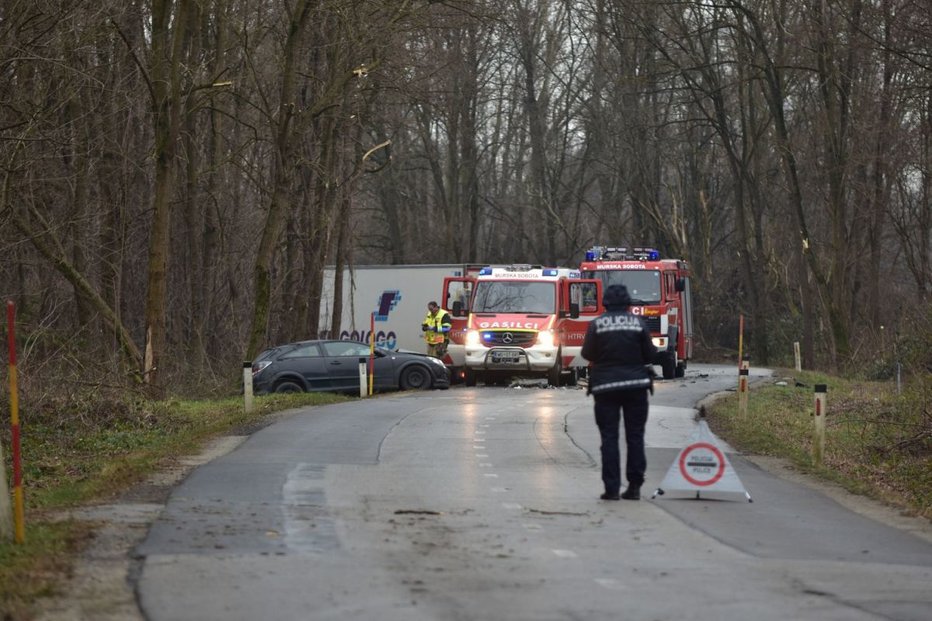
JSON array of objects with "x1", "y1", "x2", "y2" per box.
[
  {"x1": 569, "y1": 302, "x2": 580, "y2": 319},
  {"x1": 675, "y1": 278, "x2": 686, "y2": 292},
  {"x1": 452, "y1": 301, "x2": 466, "y2": 317}
]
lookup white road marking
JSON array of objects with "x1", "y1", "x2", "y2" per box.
[
  {"x1": 595, "y1": 578, "x2": 623, "y2": 590},
  {"x1": 501, "y1": 503, "x2": 522, "y2": 510},
  {"x1": 475, "y1": 453, "x2": 489, "y2": 458},
  {"x1": 522, "y1": 523, "x2": 543, "y2": 531},
  {"x1": 552, "y1": 549, "x2": 578, "y2": 558},
  {"x1": 483, "y1": 473, "x2": 499, "y2": 478}
]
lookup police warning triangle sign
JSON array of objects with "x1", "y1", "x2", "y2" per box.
[{"x1": 652, "y1": 419, "x2": 752, "y2": 502}]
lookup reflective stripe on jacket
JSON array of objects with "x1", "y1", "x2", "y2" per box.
[{"x1": 581, "y1": 311, "x2": 657, "y2": 395}]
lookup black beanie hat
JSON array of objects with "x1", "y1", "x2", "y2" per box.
[{"x1": 603, "y1": 284, "x2": 632, "y2": 310}]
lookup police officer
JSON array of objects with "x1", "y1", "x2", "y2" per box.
[
  {"x1": 581, "y1": 284, "x2": 657, "y2": 501},
  {"x1": 422, "y1": 301, "x2": 452, "y2": 357}
]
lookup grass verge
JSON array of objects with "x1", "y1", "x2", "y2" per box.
[
  {"x1": 704, "y1": 369, "x2": 931, "y2": 520},
  {"x1": 0, "y1": 391, "x2": 348, "y2": 619}
]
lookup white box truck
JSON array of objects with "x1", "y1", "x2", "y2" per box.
[{"x1": 318, "y1": 264, "x2": 479, "y2": 360}]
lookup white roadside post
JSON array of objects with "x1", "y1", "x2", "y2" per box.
[
  {"x1": 358, "y1": 357, "x2": 367, "y2": 398},
  {"x1": 813, "y1": 384, "x2": 827, "y2": 466},
  {"x1": 243, "y1": 362, "x2": 254, "y2": 413},
  {"x1": 794, "y1": 341, "x2": 802, "y2": 371},
  {"x1": 0, "y1": 442, "x2": 12, "y2": 541},
  {"x1": 738, "y1": 356, "x2": 750, "y2": 418}
]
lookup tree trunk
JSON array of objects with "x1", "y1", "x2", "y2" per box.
[
  {"x1": 143, "y1": 0, "x2": 193, "y2": 388},
  {"x1": 246, "y1": 0, "x2": 312, "y2": 359}
]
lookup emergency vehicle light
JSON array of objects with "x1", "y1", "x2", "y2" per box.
[
  {"x1": 542, "y1": 268, "x2": 558, "y2": 276},
  {"x1": 479, "y1": 267, "x2": 493, "y2": 275},
  {"x1": 632, "y1": 247, "x2": 661, "y2": 260},
  {"x1": 585, "y1": 245, "x2": 660, "y2": 261}
]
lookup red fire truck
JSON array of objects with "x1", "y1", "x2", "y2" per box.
[
  {"x1": 580, "y1": 246, "x2": 694, "y2": 379},
  {"x1": 440, "y1": 265, "x2": 602, "y2": 386}
]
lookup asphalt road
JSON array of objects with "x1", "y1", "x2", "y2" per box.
[{"x1": 134, "y1": 364, "x2": 932, "y2": 621}]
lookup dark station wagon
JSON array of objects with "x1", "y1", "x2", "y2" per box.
[{"x1": 251, "y1": 339, "x2": 451, "y2": 394}]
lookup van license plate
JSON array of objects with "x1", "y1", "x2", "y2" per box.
[{"x1": 491, "y1": 351, "x2": 522, "y2": 364}]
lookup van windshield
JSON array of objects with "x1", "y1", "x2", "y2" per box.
[
  {"x1": 583, "y1": 270, "x2": 661, "y2": 304},
  {"x1": 472, "y1": 281, "x2": 556, "y2": 314}
]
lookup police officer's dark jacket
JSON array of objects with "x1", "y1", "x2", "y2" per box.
[{"x1": 581, "y1": 286, "x2": 657, "y2": 395}]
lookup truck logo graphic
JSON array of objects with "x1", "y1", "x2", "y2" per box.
[{"x1": 374, "y1": 290, "x2": 401, "y2": 322}]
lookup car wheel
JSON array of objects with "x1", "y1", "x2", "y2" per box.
[
  {"x1": 401, "y1": 365, "x2": 431, "y2": 390},
  {"x1": 274, "y1": 380, "x2": 303, "y2": 393},
  {"x1": 675, "y1": 361, "x2": 686, "y2": 378}
]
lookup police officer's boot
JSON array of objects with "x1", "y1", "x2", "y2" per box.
[{"x1": 620, "y1": 485, "x2": 641, "y2": 500}]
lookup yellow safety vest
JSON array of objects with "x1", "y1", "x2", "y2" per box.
[{"x1": 422, "y1": 309, "x2": 450, "y2": 345}]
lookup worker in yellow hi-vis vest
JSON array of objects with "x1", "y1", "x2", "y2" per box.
[{"x1": 421, "y1": 301, "x2": 452, "y2": 358}]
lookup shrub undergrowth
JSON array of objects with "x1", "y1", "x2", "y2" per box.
[{"x1": 705, "y1": 369, "x2": 931, "y2": 519}]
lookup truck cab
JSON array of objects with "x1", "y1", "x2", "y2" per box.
[
  {"x1": 580, "y1": 246, "x2": 693, "y2": 379},
  {"x1": 442, "y1": 265, "x2": 601, "y2": 386}
]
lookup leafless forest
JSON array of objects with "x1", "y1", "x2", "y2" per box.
[{"x1": 1, "y1": 0, "x2": 930, "y2": 396}]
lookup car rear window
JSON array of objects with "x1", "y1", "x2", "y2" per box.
[{"x1": 255, "y1": 348, "x2": 279, "y2": 362}]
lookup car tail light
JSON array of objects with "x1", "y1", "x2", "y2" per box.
[{"x1": 252, "y1": 360, "x2": 272, "y2": 376}]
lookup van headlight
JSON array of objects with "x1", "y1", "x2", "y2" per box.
[
  {"x1": 537, "y1": 330, "x2": 554, "y2": 348},
  {"x1": 465, "y1": 330, "x2": 481, "y2": 346}
]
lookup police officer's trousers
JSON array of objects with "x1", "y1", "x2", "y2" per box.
[{"x1": 594, "y1": 389, "x2": 649, "y2": 494}]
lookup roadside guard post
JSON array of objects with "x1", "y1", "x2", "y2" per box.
[
  {"x1": 1, "y1": 305, "x2": 14, "y2": 541},
  {"x1": 368, "y1": 312, "x2": 375, "y2": 396},
  {"x1": 358, "y1": 357, "x2": 367, "y2": 398},
  {"x1": 243, "y1": 361, "x2": 254, "y2": 413},
  {"x1": 0, "y1": 432, "x2": 11, "y2": 542},
  {"x1": 813, "y1": 384, "x2": 827, "y2": 466},
  {"x1": 6, "y1": 300, "x2": 25, "y2": 542},
  {"x1": 738, "y1": 356, "x2": 750, "y2": 418},
  {"x1": 794, "y1": 342, "x2": 802, "y2": 372}
]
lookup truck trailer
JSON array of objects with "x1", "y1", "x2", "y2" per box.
[{"x1": 318, "y1": 264, "x2": 481, "y2": 358}]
